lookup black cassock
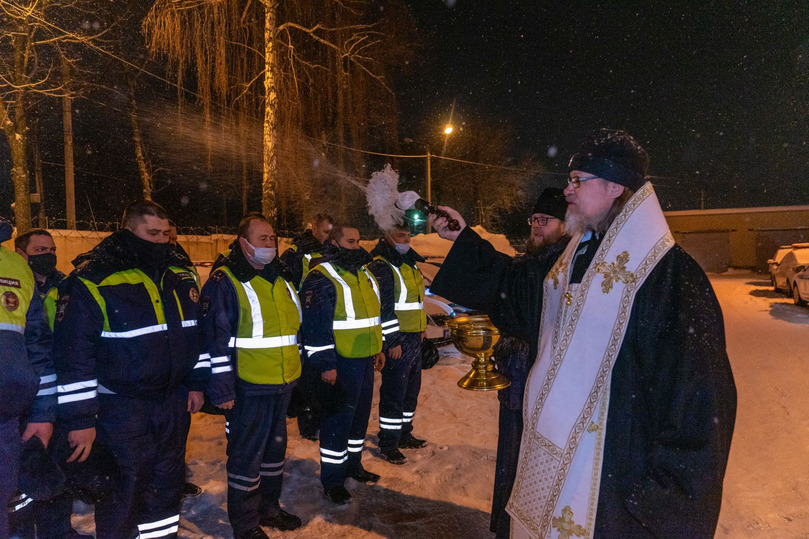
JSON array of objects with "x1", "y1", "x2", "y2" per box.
[{"x1": 432, "y1": 227, "x2": 737, "y2": 538}]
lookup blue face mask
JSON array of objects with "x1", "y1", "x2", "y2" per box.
[{"x1": 394, "y1": 242, "x2": 411, "y2": 255}]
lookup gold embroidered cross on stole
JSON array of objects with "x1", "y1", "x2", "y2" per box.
[
  {"x1": 552, "y1": 506, "x2": 587, "y2": 539},
  {"x1": 593, "y1": 251, "x2": 636, "y2": 293}
]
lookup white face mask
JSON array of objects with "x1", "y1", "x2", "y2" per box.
[
  {"x1": 394, "y1": 242, "x2": 411, "y2": 255},
  {"x1": 245, "y1": 239, "x2": 276, "y2": 265}
]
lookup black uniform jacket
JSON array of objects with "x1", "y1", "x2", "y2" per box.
[
  {"x1": 54, "y1": 230, "x2": 207, "y2": 431},
  {"x1": 431, "y1": 227, "x2": 737, "y2": 538}
]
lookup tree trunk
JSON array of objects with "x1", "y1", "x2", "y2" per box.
[
  {"x1": 32, "y1": 118, "x2": 46, "y2": 228},
  {"x1": 127, "y1": 79, "x2": 152, "y2": 200},
  {"x1": 9, "y1": 94, "x2": 31, "y2": 233},
  {"x1": 63, "y1": 68, "x2": 76, "y2": 228},
  {"x1": 261, "y1": 0, "x2": 279, "y2": 220},
  {"x1": 9, "y1": 134, "x2": 31, "y2": 233}
]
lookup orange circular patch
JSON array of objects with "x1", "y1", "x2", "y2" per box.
[{"x1": 189, "y1": 288, "x2": 200, "y2": 303}]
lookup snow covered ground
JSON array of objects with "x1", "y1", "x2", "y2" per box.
[{"x1": 67, "y1": 271, "x2": 809, "y2": 538}]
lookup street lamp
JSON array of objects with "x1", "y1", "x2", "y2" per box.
[{"x1": 443, "y1": 124, "x2": 453, "y2": 135}]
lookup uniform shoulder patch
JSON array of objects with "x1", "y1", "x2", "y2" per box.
[{"x1": 209, "y1": 269, "x2": 225, "y2": 282}]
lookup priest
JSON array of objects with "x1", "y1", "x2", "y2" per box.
[{"x1": 429, "y1": 129, "x2": 736, "y2": 538}]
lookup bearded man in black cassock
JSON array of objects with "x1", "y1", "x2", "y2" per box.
[{"x1": 430, "y1": 129, "x2": 736, "y2": 538}]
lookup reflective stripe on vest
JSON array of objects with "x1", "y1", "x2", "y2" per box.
[
  {"x1": 300, "y1": 252, "x2": 323, "y2": 288},
  {"x1": 81, "y1": 266, "x2": 198, "y2": 339},
  {"x1": 0, "y1": 247, "x2": 35, "y2": 333},
  {"x1": 316, "y1": 262, "x2": 382, "y2": 358},
  {"x1": 221, "y1": 267, "x2": 302, "y2": 385},
  {"x1": 386, "y1": 260, "x2": 427, "y2": 333},
  {"x1": 44, "y1": 284, "x2": 59, "y2": 331}
]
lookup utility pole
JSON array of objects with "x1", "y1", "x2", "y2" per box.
[{"x1": 426, "y1": 149, "x2": 432, "y2": 234}]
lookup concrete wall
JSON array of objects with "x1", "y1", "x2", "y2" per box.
[
  {"x1": 665, "y1": 205, "x2": 809, "y2": 272},
  {"x1": 2, "y1": 231, "x2": 299, "y2": 276}
]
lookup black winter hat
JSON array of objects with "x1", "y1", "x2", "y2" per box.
[
  {"x1": 531, "y1": 188, "x2": 568, "y2": 220},
  {"x1": 568, "y1": 129, "x2": 649, "y2": 191}
]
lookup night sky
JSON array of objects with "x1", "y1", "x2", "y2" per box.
[
  {"x1": 398, "y1": 1, "x2": 809, "y2": 210},
  {"x1": 2, "y1": 1, "x2": 809, "y2": 229}
]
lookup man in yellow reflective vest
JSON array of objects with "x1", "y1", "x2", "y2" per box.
[
  {"x1": 300, "y1": 225, "x2": 385, "y2": 505},
  {"x1": 0, "y1": 218, "x2": 56, "y2": 539},
  {"x1": 54, "y1": 200, "x2": 207, "y2": 539},
  {"x1": 200, "y1": 214, "x2": 302, "y2": 539},
  {"x1": 13, "y1": 229, "x2": 91, "y2": 539},
  {"x1": 367, "y1": 223, "x2": 429, "y2": 465}
]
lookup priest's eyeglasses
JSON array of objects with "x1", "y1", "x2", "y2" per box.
[
  {"x1": 528, "y1": 216, "x2": 558, "y2": 226},
  {"x1": 567, "y1": 175, "x2": 599, "y2": 188}
]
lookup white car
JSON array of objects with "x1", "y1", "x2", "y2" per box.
[
  {"x1": 792, "y1": 266, "x2": 809, "y2": 306},
  {"x1": 768, "y1": 245, "x2": 793, "y2": 291},
  {"x1": 773, "y1": 244, "x2": 809, "y2": 296}
]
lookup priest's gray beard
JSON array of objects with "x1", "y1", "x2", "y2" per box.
[{"x1": 565, "y1": 191, "x2": 633, "y2": 237}]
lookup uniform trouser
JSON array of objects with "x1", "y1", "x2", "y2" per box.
[
  {"x1": 225, "y1": 388, "x2": 292, "y2": 536},
  {"x1": 295, "y1": 363, "x2": 325, "y2": 438},
  {"x1": 94, "y1": 388, "x2": 188, "y2": 539},
  {"x1": 378, "y1": 333, "x2": 423, "y2": 452},
  {"x1": 1, "y1": 416, "x2": 22, "y2": 539},
  {"x1": 490, "y1": 402, "x2": 523, "y2": 539},
  {"x1": 319, "y1": 357, "x2": 374, "y2": 490}
]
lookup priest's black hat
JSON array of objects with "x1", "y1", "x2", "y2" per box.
[
  {"x1": 531, "y1": 188, "x2": 568, "y2": 220},
  {"x1": 568, "y1": 129, "x2": 649, "y2": 191}
]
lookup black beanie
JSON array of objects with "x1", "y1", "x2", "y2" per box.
[
  {"x1": 531, "y1": 188, "x2": 568, "y2": 220},
  {"x1": 568, "y1": 129, "x2": 649, "y2": 191}
]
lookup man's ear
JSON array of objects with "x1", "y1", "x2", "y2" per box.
[{"x1": 606, "y1": 182, "x2": 625, "y2": 200}]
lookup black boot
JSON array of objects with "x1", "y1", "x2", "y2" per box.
[
  {"x1": 235, "y1": 527, "x2": 269, "y2": 539},
  {"x1": 260, "y1": 509, "x2": 302, "y2": 531},
  {"x1": 379, "y1": 448, "x2": 407, "y2": 465},
  {"x1": 399, "y1": 433, "x2": 427, "y2": 449},
  {"x1": 349, "y1": 467, "x2": 380, "y2": 484},
  {"x1": 324, "y1": 486, "x2": 352, "y2": 505}
]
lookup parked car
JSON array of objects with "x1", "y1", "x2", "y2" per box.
[
  {"x1": 773, "y1": 243, "x2": 809, "y2": 296},
  {"x1": 791, "y1": 266, "x2": 809, "y2": 306},
  {"x1": 768, "y1": 245, "x2": 793, "y2": 290}
]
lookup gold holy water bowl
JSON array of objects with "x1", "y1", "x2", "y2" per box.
[{"x1": 446, "y1": 314, "x2": 510, "y2": 391}]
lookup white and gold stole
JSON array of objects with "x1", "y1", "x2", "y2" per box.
[{"x1": 506, "y1": 183, "x2": 674, "y2": 538}]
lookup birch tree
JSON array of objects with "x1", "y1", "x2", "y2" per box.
[
  {"x1": 0, "y1": 0, "x2": 104, "y2": 232},
  {"x1": 142, "y1": 0, "x2": 411, "y2": 224}
]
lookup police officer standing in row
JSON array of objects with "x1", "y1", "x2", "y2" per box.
[
  {"x1": 280, "y1": 213, "x2": 334, "y2": 289},
  {"x1": 281, "y1": 213, "x2": 333, "y2": 441},
  {"x1": 200, "y1": 213, "x2": 302, "y2": 538},
  {"x1": 367, "y1": 224, "x2": 429, "y2": 465},
  {"x1": 13, "y1": 229, "x2": 90, "y2": 538},
  {"x1": 0, "y1": 218, "x2": 56, "y2": 539},
  {"x1": 300, "y1": 225, "x2": 385, "y2": 505},
  {"x1": 54, "y1": 200, "x2": 209, "y2": 539}
]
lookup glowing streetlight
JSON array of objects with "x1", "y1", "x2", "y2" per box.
[{"x1": 443, "y1": 124, "x2": 454, "y2": 135}]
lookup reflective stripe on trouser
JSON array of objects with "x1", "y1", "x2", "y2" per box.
[
  {"x1": 319, "y1": 356, "x2": 375, "y2": 489},
  {"x1": 225, "y1": 389, "x2": 293, "y2": 536},
  {"x1": 378, "y1": 333, "x2": 423, "y2": 452},
  {"x1": 0, "y1": 417, "x2": 22, "y2": 539},
  {"x1": 7, "y1": 489, "x2": 35, "y2": 539},
  {"x1": 93, "y1": 388, "x2": 188, "y2": 539}
]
